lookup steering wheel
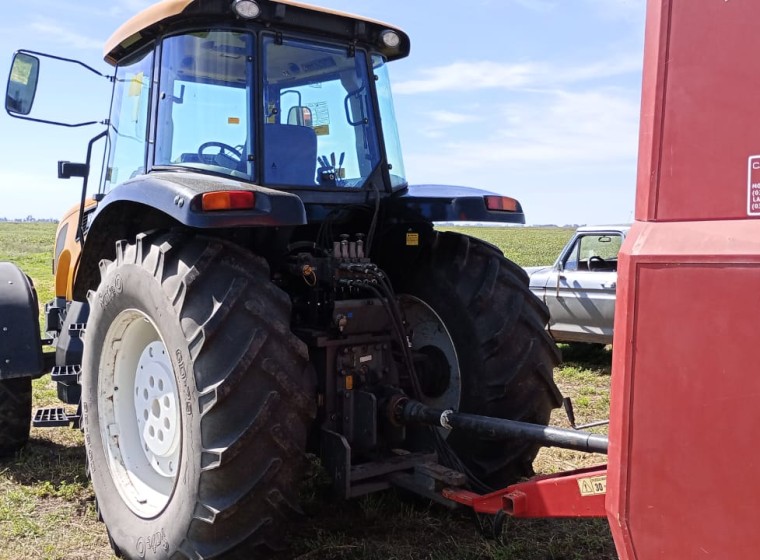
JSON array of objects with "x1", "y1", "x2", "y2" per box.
[
  {"x1": 198, "y1": 141, "x2": 244, "y2": 168},
  {"x1": 588, "y1": 255, "x2": 607, "y2": 270}
]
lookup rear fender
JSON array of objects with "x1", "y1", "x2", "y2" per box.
[
  {"x1": 390, "y1": 184, "x2": 526, "y2": 224},
  {"x1": 91, "y1": 171, "x2": 307, "y2": 230},
  {"x1": 0, "y1": 263, "x2": 43, "y2": 379},
  {"x1": 72, "y1": 171, "x2": 307, "y2": 300}
]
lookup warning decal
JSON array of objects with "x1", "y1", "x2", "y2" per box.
[
  {"x1": 406, "y1": 232, "x2": 420, "y2": 246},
  {"x1": 748, "y1": 155, "x2": 760, "y2": 215},
  {"x1": 578, "y1": 475, "x2": 607, "y2": 497}
]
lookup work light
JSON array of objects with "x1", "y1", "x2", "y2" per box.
[
  {"x1": 380, "y1": 30, "x2": 401, "y2": 48},
  {"x1": 232, "y1": 0, "x2": 261, "y2": 19}
]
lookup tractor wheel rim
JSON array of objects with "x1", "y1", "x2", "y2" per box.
[
  {"x1": 398, "y1": 295, "x2": 461, "y2": 414},
  {"x1": 99, "y1": 309, "x2": 181, "y2": 518},
  {"x1": 134, "y1": 341, "x2": 180, "y2": 475}
]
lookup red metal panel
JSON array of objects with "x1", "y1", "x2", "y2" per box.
[
  {"x1": 636, "y1": 0, "x2": 760, "y2": 223},
  {"x1": 610, "y1": 1, "x2": 760, "y2": 558},
  {"x1": 442, "y1": 465, "x2": 607, "y2": 518},
  {"x1": 609, "y1": 221, "x2": 760, "y2": 559}
]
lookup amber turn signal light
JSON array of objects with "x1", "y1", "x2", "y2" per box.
[
  {"x1": 485, "y1": 196, "x2": 519, "y2": 212},
  {"x1": 201, "y1": 191, "x2": 255, "y2": 211}
]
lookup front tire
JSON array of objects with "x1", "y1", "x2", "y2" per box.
[
  {"x1": 0, "y1": 377, "x2": 32, "y2": 457},
  {"x1": 81, "y1": 233, "x2": 315, "y2": 559}
]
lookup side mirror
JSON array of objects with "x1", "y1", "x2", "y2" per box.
[
  {"x1": 6, "y1": 52, "x2": 40, "y2": 116},
  {"x1": 287, "y1": 105, "x2": 313, "y2": 127}
]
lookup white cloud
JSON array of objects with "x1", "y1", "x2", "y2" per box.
[
  {"x1": 405, "y1": 87, "x2": 640, "y2": 176},
  {"x1": 396, "y1": 62, "x2": 539, "y2": 95},
  {"x1": 395, "y1": 54, "x2": 641, "y2": 95},
  {"x1": 427, "y1": 111, "x2": 482, "y2": 125},
  {"x1": 415, "y1": 110, "x2": 484, "y2": 139},
  {"x1": 552, "y1": 54, "x2": 642, "y2": 84},
  {"x1": 29, "y1": 20, "x2": 102, "y2": 51}
]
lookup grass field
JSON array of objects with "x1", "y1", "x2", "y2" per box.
[{"x1": 0, "y1": 222, "x2": 616, "y2": 560}]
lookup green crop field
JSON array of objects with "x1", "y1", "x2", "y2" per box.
[{"x1": 0, "y1": 222, "x2": 616, "y2": 560}]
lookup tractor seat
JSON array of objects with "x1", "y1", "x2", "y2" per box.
[{"x1": 262, "y1": 123, "x2": 318, "y2": 186}]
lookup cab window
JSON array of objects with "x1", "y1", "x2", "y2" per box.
[
  {"x1": 155, "y1": 31, "x2": 254, "y2": 180},
  {"x1": 261, "y1": 35, "x2": 381, "y2": 189},
  {"x1": 105, "y1": 49, "x2": 153, "y2": 190}
]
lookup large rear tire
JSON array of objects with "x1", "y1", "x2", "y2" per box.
[
  {"x1": 81, "y1": 232, "x2": 315, "y2": 559},
  {"x1": 391, "y1": 231, "x2": 562, "y2": 487},
  {"x1": 0, "y1": 377, "x2": 32, "y2": 457}
]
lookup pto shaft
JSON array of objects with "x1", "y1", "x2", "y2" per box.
[{"x1": 398, "y1": 399, "x2": 608, "y2": 455}]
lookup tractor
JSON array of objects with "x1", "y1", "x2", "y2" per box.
[{"x1": 1, "y1": 1, "x2": 569, "y2": 557}]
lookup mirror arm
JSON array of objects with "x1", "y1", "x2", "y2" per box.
[
  {"x1": 4, "y1": 111, "x2": 106, "y2": 128},
  {"x1": 76, "y1": 129, "x2": 109, "y2": 246},
  {"x1": 17, "y1": 49, "x2": 112, "y2": 80}
]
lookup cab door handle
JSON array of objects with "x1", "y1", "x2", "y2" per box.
[
  {"x1": 556, "y1": 274, "x2": 565, "y2": 298},
  {"x1": 601, "y1": 281, "x2": 617, "y2": 289}
]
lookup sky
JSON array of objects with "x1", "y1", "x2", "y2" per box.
[{"x1": 0, "y1": 0, "x2": 646, "y2": 225}]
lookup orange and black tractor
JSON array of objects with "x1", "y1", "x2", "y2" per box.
[{"x1": 0, "y1": 1, "x2": 574, "y2": 558}]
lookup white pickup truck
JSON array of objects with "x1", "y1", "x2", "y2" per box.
[{"x1": 524, "y1": 225, "x2": 629, "y2": 345}]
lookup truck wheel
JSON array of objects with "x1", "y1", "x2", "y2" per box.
[
  {"x1": 81, "y1": 233, "x2": 315, "y2": 559},
  {"x1": 393, "y1": 231, "x2": 562, "y2": 487},
  {"x1": 0, "y1": 377, "x2": 32, "y2": 457}
]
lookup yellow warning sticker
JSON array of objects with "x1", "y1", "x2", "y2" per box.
[
  {"x1": 313, "y1": 124, "x2": 330, "y2": 136},
  {"x1": 128, "y1": 72, "x2": 145, "y2": 97},
  {"x1": 578, "y1": 475, "x2": 607, "y2": 496},
  {"x1": 10, "y1": 59, "x2": 32, "y2": 85},
  {"x1": 406, "y1": 232, "x2": 420, "y2": 246},
  {"x1": 228, "y1": 117, "x2": 241, "y2": 125}
]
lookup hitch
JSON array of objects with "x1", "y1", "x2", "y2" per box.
[
  {"x1": 395, "y1": 398, "x2": 608, "y2": 455},
  {"x1": 394, "y1": 398, "x2": 609, "y2": 520}
]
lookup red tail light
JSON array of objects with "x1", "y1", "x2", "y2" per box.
[
  {"x1": 201, "y1": 191, "x2": 255, "y2": 211},
  {"x1": 485, "y1": 196, "x2": 519, "y2": 212}
]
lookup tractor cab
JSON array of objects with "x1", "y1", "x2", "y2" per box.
[
  {"x1": 110, "y1": 26, "x2": 407, "y2": 193},
  {"x1": 9, "y1": 0, "x2": 410, "y2": 201}
]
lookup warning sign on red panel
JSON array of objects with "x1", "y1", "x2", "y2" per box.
[{"x1": 748, "y1": 155, "x2": 760, "y2": 215}]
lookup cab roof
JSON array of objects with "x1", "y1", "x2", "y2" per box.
[{"x1": 104, "y1": 0, "x2": 410, "y2": 66}]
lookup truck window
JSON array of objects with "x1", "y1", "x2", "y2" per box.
[
  {"x1": 563, "y1": 234, "x2": 623, "y2": 271},
  {"x1": 105, "y1": 49, "x2": 153, "y2": 190}
]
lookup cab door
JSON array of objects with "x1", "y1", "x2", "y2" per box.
[{"x1": 544, "y1": 232, "x2": 623, "y2": 344}]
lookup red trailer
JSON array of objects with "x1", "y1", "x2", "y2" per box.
[{"x1": 608, "y1": 0, "x2": 760, "y2": 557}]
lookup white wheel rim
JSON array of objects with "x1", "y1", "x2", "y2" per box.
[
  {"x1": 134, "y1": 342, "x2": 180, "y2": 476},
  {"x1": 98, "y1": 309, "x2": 181, "y2": 518}
]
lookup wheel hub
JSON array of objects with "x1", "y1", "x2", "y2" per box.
[
  {"x1": 398, "y1": 295, "x2": 461, "y2": 412},
  {"x1": 134, "y1": 342, "x2": 180, "y2": 476}
]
